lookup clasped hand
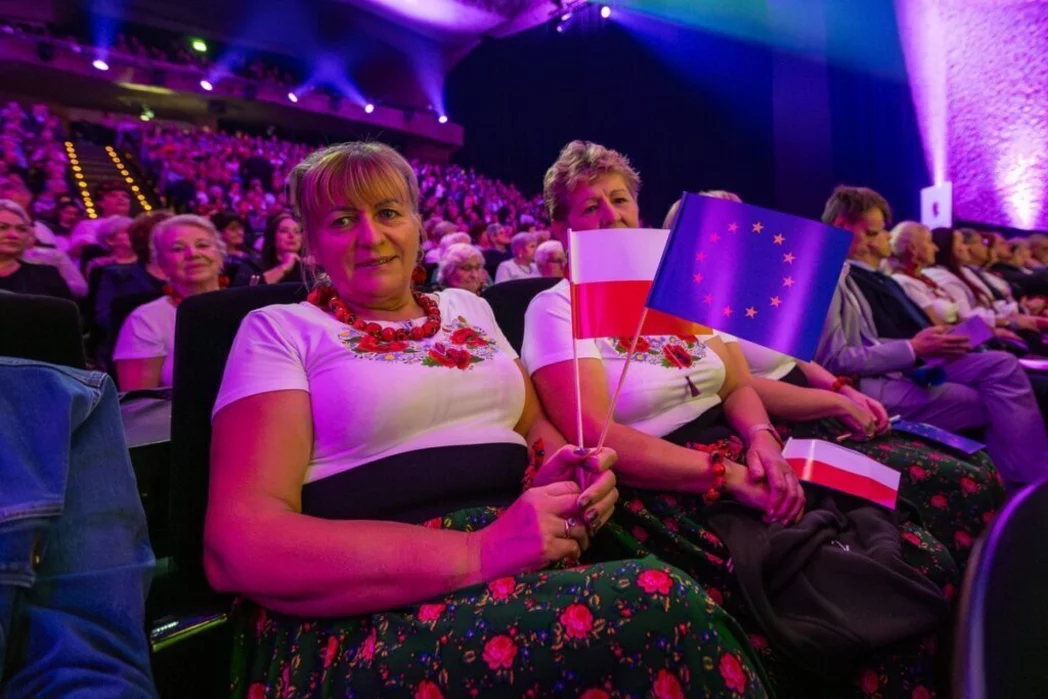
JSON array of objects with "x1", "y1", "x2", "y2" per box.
[{"x1": 733, "y1": 432, "x2": 806, "y2": 525}]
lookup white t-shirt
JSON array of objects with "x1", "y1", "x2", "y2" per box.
[
  {"x1": 719, "y1": 334, "x2": 798, "y2": 380},
  {"x1": 521, "y1": 279, "x2": 725, "y2": 437},
  {"x1": 213, "y1": 289, "x2": 526, "y2": 484},
  {"x1": 494, "y1": 260, "x2": 538, "y2": 284},
  {"x1": 112, "y1": 296, "x2": 177, "y2": 387},
  {"x1": 891, "y1": 272, "x2": 959, "y2": 324}
]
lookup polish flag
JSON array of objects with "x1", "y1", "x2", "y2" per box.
[
  {"x1": 569, "y1": 228, "x2": 708, "y2": 339},
  {"x1": 782, "y1": 438, "x2": 901, "y2": 509}
]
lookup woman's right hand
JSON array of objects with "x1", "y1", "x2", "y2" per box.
[
  {"x1": 831, "y1": 393, "x2": 877, "y2": 441},
  {"x1": 724, "y1": 461, "x2": 804, "y2": 524},
  {"x1": 471, "y1": 479, "x2": 615, "y2": 580}
]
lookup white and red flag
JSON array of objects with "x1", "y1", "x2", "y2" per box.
[{"x1": 782, "y1": 438, "x2": 901, "y2": 509}]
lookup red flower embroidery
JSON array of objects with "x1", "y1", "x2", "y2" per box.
[
  {"x1": 930, "y1": 494, "x2": 948, "y2": 509},
  {"x1": 653, "y1": 669, "x2": 684, "y2": 699},
  {"x1": 415, "y1": 680, "x2": 444, "y2": 699},
  {"x1": 489, "y1": 577, "x2": 517, "y2": 600},
  {"x1": 719, "y1": 653, "x2": 748, "y2": 693},
  {"x1": 427, "y1": 344, "x2": 474, "y2": 370},
  {"x1": 954, "y1": 530, "x2": 973, "y2": 549},
  {"x1": 418, "y1": 603, "x2": 445, "y2": 622},
  {"x1": 560, "y1": 602, "x2": 594, "y2": 639},
  {"x1": 356, "y1": 334, "x2": 410, "y2": 354},
  {"x1": 616, "y1": 336, "x2": 652, "y2": 354},
  {"x1": 580, "y1": 690, "x2": 611, "y2": 699},
  {"x1": 982, "y1": 510, "x2": 997, "y2": 524},
  {"x1": 676, "y1": 333, "x2": 698, "y2": 343},
  {"x1": 662, "y1": 344, "x2": 693, "y2": 369},
  {"x1": 637, "y1": 569, "x2": 673, "y2": 595},
  {"x1": 960, "y1": 476, "x2": 978, "y2": 495},
  {"x1": 859, "y1": 669, "x2": 880, "y2": 695},
  {"x1": 359, "y1": 629, "x2": 377, "y2": 663},
  {"x1": 626, "y1": 498, "x2": 645, "y2": 513},
  {"x1": 902, "y1": 530, "x2": 922, "y2": 547},
  {"x1": 247, "y1": 683, "x2": 267, "y2": 699},
  {"x1": 908, "y1": 465, "x2": 927, "y2": 481},
  {"x1": 706, "y1": 586, "x2": 724, "y2": 606},
  {"x1": 911, "y1": 686, "x2": 932, "y2": 699},
  {"x1": 323, "y1": 635, "x2": 339, "y2": 668},
  {"x1": 482, "y1": 635, "x2": 517, "y2": 670},
  {"x1": 631, "y1": 525, "x2": 650, "y2": 543},
  {"x1": 450, "y1": 327, "x2": 488, "y2": 348},
  {"x1": 748, "y1": 634, "x2": 769, "y2": 651}
]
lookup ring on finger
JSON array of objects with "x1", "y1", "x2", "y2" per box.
[{"x1": 564, "y1": 517, "x2": 578, "y2": 538}]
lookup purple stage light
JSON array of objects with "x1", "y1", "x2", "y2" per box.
[
  {"x1": 287, "y1": 92, "x2": 299, "y2": 103},
  {"x1": 601, "y1": 6, "x2": 612, "y2": 19},
  {"x1": 200, "y1": 79, "x2": 213, "y2": 91},
  {"x1": 365, "y1": 103, "x2": 375, "y2": 114},
  {"x1": 438, "y1": 114, "x2": 449, "y2": 124},
  {"x1": 92, "y1": 58, "x2": 109, "y2": 71}
]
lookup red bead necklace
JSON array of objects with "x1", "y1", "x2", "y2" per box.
[{"x1": 308, "y1": 285, "x2": 442, "y2": 342}]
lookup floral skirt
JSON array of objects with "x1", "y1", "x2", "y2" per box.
[
  {"x1": 592, "y1": 438, "x2": 958, "y2": 699},
  {"x1": 230, "y1": 508, "x2": 770, "y2": 698},
  {"x1": 782, "y1": 419, "x2": 1005, "y2": 569}
]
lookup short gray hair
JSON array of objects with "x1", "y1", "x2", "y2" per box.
[
  {"x1": 437, "y1": 243, "x2": 484, "y2": 285},
  {"x1": 510, "y1": 232, "x2": 536, "y2": 256},
  {"x1": 98, "y1": 215, "x2": 133, "y2": 249},
  {"x1": 150, "y1": 214, "x2": 226, "y2": 261},
  {"x1": 889, "y1": 221, "x2": 930, "y2": 257},
  {"x1": 535, "y1": 240, "x2": 565, "y2": 267}
]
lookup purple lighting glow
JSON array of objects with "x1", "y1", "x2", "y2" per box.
[
  {"x1": 364, "y1": 103, "x2": 375, "y2": 114},
  {"x1": 92, "y1": 58, "x2": 109, "y2": 71},
  {"x1": 200, "y1": 79, "x2": 213, "y2": 91},
  {"x1": 287, "y1": 92, "x2": 299, "y2": 103},
  {"x1": 898, "y1": 0, "x2": 1048, "y2": 230}
]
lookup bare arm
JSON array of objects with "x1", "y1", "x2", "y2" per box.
[
  {"x1": 513, "y1": 360, "x2": 568, "y2": 453},
  {"x1": 205, "y1": 390, "x2": 485, "y2": 617},
  {"x1": 115, "y1": 357, "x2": 164, "y2": 391}
]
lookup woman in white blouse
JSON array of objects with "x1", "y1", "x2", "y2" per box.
[{"x1": 887, "y1": 221, "x2": 960, "y2": 325}]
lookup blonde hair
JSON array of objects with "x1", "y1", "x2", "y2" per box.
[
  {"x1": 437, "y1": 243, "x2": 484, "y2": 286},
  {"x1": 288, "y1": 142, "x2": 421, "y2": 272},
  {"x1": 0, "y1": 198, "x2": 30, "y2": 226},
  {"x1": 150, "y1": 214, "x2": 226, "y2": 262},
  {"x1": 663, "y1": 190, "x2": 744, "y2": 229},
  {"x1": 543, "y1": 140, "x2": 641, "y2": 223}
]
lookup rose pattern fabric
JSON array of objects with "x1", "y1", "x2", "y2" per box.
[
  {"x1": 607, "y1": 334, "x2": 707, "y2": 369},
  {"x1": 338, "y1": 315, "x2": 500, "y2": 370}
]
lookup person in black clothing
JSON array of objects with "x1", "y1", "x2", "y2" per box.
[
  {"x1": 0, "y1": 199, "x2": 72, "y2": 299},
  {"x1": 211, "y1": 210, "x2": 257, "y2": 280},
  {"x1": 988, "y1": 232, "x2": 1048, "y2": 298},
  {"x1": 231, "y1": 212, "x2": 302, "y2": 286}
]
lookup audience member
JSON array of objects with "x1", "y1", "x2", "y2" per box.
[
  {"x1": 231, "y1": 212, "x2": 302, "y2": 286},
  {"x1": 436, "y1": 242, "x2": 485, "y2": 294},
  {"x1": 0, "y1": 199, "x2": 73, "y2": 299},
  {"x1": 534, "y1": 239, "x2": 566, "y2": 278},
  {"x1": 481, "y1": 223, "x2": 513, "y2": 269},
  {"x1": 2, "y1": 180, "x2": 87, "y2": 297},
  {"x1": 424, "y1": 230, "x2": 470, "y2": 265},
  {"x1": 84, "y1": 216, "x2": 136, "y2": 277},
  {"x1": 69, "y1": 182, "x2": 132, "y2": 257},
  {"x1": 494, "y1": 232, "x2": 538, "y2": 283},
  {"x1": 113, "y1": 214, "x2": 224, "y2": 389},
  {"x1": 815, "y1": 185, "x2": 1048, "y2": 487},
  {"x1": 990, "y1": 233, "x2": 1048, "y2": 297},
  {"x1": 888, "y1": 221, "x2": 960, "y2": 325}
]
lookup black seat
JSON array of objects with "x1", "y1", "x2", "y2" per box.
[
  {"x1": 0, "y1": 292, "x2": 86, "y2": 369},
  {"x1": 481, "y1": 277, "x2": 560, "y2": 354},
  {"x1": 954, "y1": 479, "x2": 1048, "y2": 698}
]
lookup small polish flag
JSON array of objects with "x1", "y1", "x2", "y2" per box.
[
  {"x1": 782, "y1": 438, "x2": 901, "y2": 509},
  {"x1": 570, "y1": 228, "x2": 708, "y2": 339}
]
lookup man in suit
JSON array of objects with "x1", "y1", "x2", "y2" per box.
[{"x1": 815, "y1": 185, "x2": 1048, "y2": 487}]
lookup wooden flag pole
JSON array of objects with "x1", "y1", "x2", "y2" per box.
[
  {"x1": 595, "y1": 308, "x2": 649, "y2": 452},
  {"x1": 567, "y1": 255, "x2": 585, "y2": 451}
]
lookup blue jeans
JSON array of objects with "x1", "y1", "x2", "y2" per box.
[{"x1": 0, "y1": 358, "x2": 157, "y2": 698}]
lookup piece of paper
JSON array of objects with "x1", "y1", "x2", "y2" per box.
[{"x1": 890, "y1": 418, "x2": 985, "y2": 455}]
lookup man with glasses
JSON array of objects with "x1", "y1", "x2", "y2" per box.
[{"x1": 535, "y1": 239, "x2": 567, "y2": 278}]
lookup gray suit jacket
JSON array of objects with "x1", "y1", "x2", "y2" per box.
[{"x1": 815, "y1": 264, "x2": 916, "y2": 377}]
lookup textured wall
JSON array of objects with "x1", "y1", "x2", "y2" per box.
[{"x1": 900, "y1": 0, "x2": 1048, "y2": 230}]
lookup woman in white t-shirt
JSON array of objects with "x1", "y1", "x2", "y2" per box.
[
  {"x1": 112, "y1": 214, "x2": 225, "y2": 390},
  {"x1": 526, "y1": 140, "x2": 955, "y2": 699},
  {"x1": 204, "y1": 142, "x2": 768, "y2": 698}
]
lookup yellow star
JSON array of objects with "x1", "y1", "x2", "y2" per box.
[
  {"x1": 773, "y1": 234, "x2": 785, "y2": 245},
  {"x1": 752, "y1": 222, "x2": 764, "y2": 233},
  {"x1": 770, "y1": 296, "x2": 782, "y2": 307},
  {"x1": 745, "y1": 307, "x2": 758, "y2": 318},
  {"x1": 783, "y1": 276, "x2": 794, "y2": 288},
  {"x1": 783, "y1": 252, "x2": 796, "y2": 264},
  {"x1": 693, "y1": 273, "x2": 704, "y2": 284},
  {"x1": 723, "y1": 306, "x2": 733, "y2": 317},
  {"x1": 728, "y1": 222, "x2": 739, "y2": 233}
]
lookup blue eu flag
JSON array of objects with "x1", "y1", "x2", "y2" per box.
[{"x1": 647, "y1": 193, "x2": 853, "y2": 360}]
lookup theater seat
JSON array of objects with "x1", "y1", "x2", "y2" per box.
[
  {"x1": 955, "y1": 479, "x2": 1048, "y2": 698},
  {"x1": 482, "y1": 277, "x2": 560, "y2": 354},
  {"x1": 0, "y1": 292, "x2": 86, "y2": 369}
]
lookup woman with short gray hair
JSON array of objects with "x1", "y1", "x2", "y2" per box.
[
  {"x1": 494, "y1": 231, "x2": 538, "y2": 283},
  {"x1": 436, "y1": 242, "x2": 486, "y2": 294}
]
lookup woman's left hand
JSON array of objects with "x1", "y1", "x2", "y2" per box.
[
  {"x1": 745, "y1": 432, "x2": 805, "y2": 524},
  {"x1": 839, "y1": 385, "x2": 890, "y2": 435},
  {"x1": 533, "y1": 446, "x2": 619, "y2": 533}
]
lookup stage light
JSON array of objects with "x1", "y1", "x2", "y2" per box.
[
  {"x1": 200, "y1": 79, "x2": 213, "y2": 91},
  {"x1": 438, "y1": 114, "x2": 449, "y2": 124},
  {"x1": 556, "y1": 22, "x2": 566, "y2": 33},
  {"x1": 601, "y1": 6, "x2": 611, "y2": 19},
  {"x1": 190, "y1": 39, "x2": 207, "y2": 53},
  {"x1": 287, "y1": 92, "x2": 298, "y2": 103},
  {"x1": 365, "y1": 103, "x2": 375, "y2": 114},
  {"x1": 561, "y1": 12, "x2": 572, "y2": 21},
  {"x1": 92, "y1": 59, "x2": 109, "y2": 71}
]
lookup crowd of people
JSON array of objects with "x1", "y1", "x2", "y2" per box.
[{"x1": 6, "y1": 100, "x2": 1048, "y2": 698}]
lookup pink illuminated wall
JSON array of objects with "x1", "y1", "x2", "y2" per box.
[{"x1": 898, "y1": 0, "x2": 1048, "y2": 230}]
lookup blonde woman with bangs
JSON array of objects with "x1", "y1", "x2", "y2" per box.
[{"x1": 205, "y1": 141, "x2": 768, "y2": 698}]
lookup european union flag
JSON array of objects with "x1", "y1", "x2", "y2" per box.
[{"x1": 647, "y1": 193, "x2": 852, "y2": 360}]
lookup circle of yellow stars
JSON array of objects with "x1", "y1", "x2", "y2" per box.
[{"x1": 692, "y1": 220, "x2": 796, "y2": 320}]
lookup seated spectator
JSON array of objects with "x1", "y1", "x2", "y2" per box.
[
  {"x1": 888, "y1": 221, "x2": 960, "y2": 325},
  {"x1": 989, "y1": 232, "x2": 1048, "y2": 298},
  {"x1": 534, "y1": 239, "x2": 566, "y2": 278},
  {"x1": 494, "y1": 232, "x2": 538, "y2": 283},
  {"x1": 232, "y1": 212, "x2": 302, "y2": 286},
  {"x1": 1029, "y1": 233, "x2": 1048, "y2": 268},
  {"x1": 204, "y1": 141, "x2": 765, "y2": 697},
  {"x1": 84, "y1": 216, "x2": 137, "y2": 278},
  {"x1": 960, "y1": 228, "x2": 1026, "y2": 314},
  {"x1": 2, "y1": 181, "x2": 87, "y2": 298},
  {"x1": 422, "y1": 222, "x2": 464, "y2": 263},
  {"x1": 525, "y1": 141, "x2": 953, "y2": 697},
  {"x1": 481, "y1": 223, "x2": 513, "y2": 269},
  {"x1": 210, "y1": 210, "x2": 256, "y2": 279},
  {"x1": 68, "y1": 182, "x2": 132, "y2": 258},
  {"x1": 815, "y1": 185, "x2": 1048, "y2": 487},
  {"x1": 113, "y1": 214, "x2": 225, "y2": 390},
  {"x1": 0, "y1": 199, "x2": 72, "y2": 299},
  {"x1": 51, "y1": 197, "x2": 85, "y2": 242},
  {"x1": 436, "y1": 242, "x2": 486, "y2": 294}
]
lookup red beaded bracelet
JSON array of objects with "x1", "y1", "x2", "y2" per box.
[
  {"x1": 521, "y1": 438, "x2": 546, "y2": 491},
  {"x1": 830, "y1": 376, "x2": 854, "y2": 393},
  {"x1": 702, "y1": 451, "x2": 728, "y2": 505}
]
